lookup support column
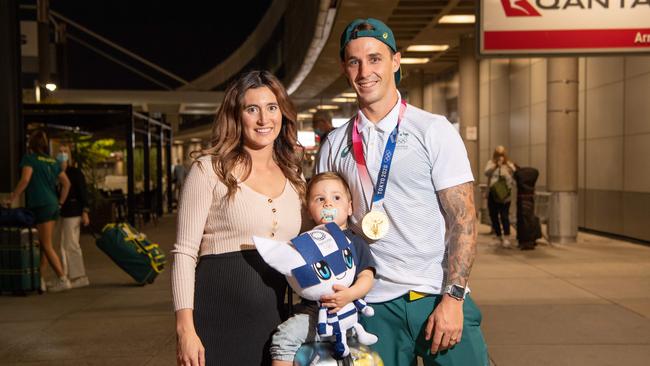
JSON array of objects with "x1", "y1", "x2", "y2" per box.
[
  {"x1": 547, "y1": 57, "x2": 579, "y2": 243},
  {"x1": 156, "y1": 124, "x2": 164, "y2": 217},
  {"x1": 126, "y1": 111, "x2": 136, "y2": 226},
  {"x1": 407, "y1": 69, "x2": 423, "y2": 109},
  {"x1": 0, "y1": 0, "x2": 23, "y2": 193},
  {"x1": 165, "y1": 125, "x2": 173, "y2": 214},
  {"x1": 37, "y1": 0, "x2": 51, "y2": 89},
  {"x1": 143, "y1": 116, "x2": 151, "y2": 222},
  {"x1": 459, "y1": 35, "x2": 480, "y2": 180}
]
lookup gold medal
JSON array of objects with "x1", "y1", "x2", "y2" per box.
[{"x1": 362, "y1": 210, "x2": 389, "y2": 240}]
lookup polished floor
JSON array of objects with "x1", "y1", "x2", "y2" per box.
[{"x1": 1, "y1": 214, "x2": 648, "y2": 365}]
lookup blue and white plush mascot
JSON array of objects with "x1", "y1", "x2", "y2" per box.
[{"x1": 253, "y1": 223, "x2": 377, "y2": 358}]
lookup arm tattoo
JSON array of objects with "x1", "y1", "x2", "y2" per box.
[{"x1": 438, "y1": 182, "x2": 477, "y2": 288}]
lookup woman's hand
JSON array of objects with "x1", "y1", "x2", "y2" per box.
[
  {"x1": 176, "y1": 330, "x2": 205, "y2": 366},
  {"x1": 81, "y1": 212, "x2": 90, "y2": 226}
]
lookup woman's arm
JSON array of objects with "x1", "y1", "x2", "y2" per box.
[
  {"x1": 5, "y1": 167, "x2": 33, "y2": 205},
  {"x1": 57, "y1": 171, "x2": 71, "y2": 206},
  {"x1": 484, "y1": 160, "x2": 497, "y2": 177},
  {"x1": 172, "y1": 160, "x2": 216, "y2": 366}
]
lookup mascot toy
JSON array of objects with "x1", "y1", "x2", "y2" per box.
[{"x1": 253, "y1": 223, "x2": 377, "y2": 358}]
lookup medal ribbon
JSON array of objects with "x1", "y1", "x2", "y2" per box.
[{"x1": 352, "y1": 99, "x2": 407, "y2": 211}]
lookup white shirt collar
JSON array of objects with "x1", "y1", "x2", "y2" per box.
[{"x1": 357, "y1": 91, "x2": 403, "y2": 134}]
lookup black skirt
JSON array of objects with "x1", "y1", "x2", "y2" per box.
[{"x1": 194, "y1": 250, "x2": 287, "y2": 366}]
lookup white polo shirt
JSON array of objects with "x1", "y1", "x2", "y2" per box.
[{"x1": 316, "y1": 97, "x2": 474, "y2": 303}]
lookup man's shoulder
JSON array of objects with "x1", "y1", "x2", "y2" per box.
[{"x1": 403, "y1": 104, "x2": 452, "y2": 131}]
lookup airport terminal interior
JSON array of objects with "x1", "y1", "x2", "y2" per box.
[{"x1": 1, "y1": 0, "x2": 649, "y2": 365}]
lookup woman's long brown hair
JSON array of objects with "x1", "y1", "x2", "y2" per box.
[
  {"x1": 192, "y1": 70, "x2": 305, "y2": 202},
  {"x1": 28, "y1": 130, "x2": 49, "y2": 156}
]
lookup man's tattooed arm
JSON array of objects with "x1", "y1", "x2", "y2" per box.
[{"x1": 437, "y1": 182, "x2": 477, "y2": 287}]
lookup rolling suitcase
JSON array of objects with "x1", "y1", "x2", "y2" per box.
[
  {"x1": 95, "y1": 222, "x2": 166, "y2": 285},
  {"x1": 0, "y1": 227, "x2": 41, "y2": 295}
]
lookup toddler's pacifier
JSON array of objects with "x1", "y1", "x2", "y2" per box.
[{"x1": 320, "y1": 208, "x2": 338, "y2": 223}]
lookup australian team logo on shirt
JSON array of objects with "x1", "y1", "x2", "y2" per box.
[
  {"x1": 340, "y1": 131, "x2": 411, "y2": 158},
  {"x1": 37, "y1": 155, "x2": 57, "y2": 164}
]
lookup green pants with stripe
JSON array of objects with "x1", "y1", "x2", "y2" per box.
[{"x1": 360, "y1": 294, "x2": 489, "y2": 366}]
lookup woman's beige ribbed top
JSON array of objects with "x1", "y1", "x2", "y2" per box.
[{"x1": 171, "y1": 155, "x2": 303, "y2": 310}]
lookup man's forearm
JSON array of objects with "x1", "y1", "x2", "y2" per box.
[{"x1": 438, "y1": 182, "x2": 478, "y2": 287}]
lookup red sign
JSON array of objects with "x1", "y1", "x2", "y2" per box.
[{"x1": 480, "y1": 0, "x2": 650, "y2": 55}]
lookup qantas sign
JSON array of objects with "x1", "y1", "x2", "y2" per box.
[{"x1": 480, "y1": 0, "x2": 650, "y2": 55}]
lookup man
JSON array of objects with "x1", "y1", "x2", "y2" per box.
[
  {"x1": 317, "y1": 18, "x2": 488, "y2": 365},
  {"x1": 313, "y1": 110, "x2": 334, "y2": 144}
]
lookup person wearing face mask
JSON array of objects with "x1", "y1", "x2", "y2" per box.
[{"x1": 55, "y1": 144, "x2": 91, "y2": 288}]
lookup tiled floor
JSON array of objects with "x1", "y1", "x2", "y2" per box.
[{"x1": 1, "y1": 215, "x2": 648, "y2": 365}]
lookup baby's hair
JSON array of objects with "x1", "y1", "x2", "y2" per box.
[{"x1": 307, "y1": 172, "x2": 352, "y2": 201}]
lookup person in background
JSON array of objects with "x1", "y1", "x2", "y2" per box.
[
  {"x1": 173, "y1": 159, "x2": 186, "y2": 205},
  {"x1": 172, "y1": 70, "x2": 307, "y2": 366},
  {"x1": 5, "y1": 130, "x2": 72, "y2": 292},
  {"x1": 313, "y1": 110, "x2": 334, "y2": 145},
  {"x1": 56, "y1": 144, "x2": 91, "y2": 288},
  {"x1": 484, "y1": 145, "x2": 517, "y2": 248}
]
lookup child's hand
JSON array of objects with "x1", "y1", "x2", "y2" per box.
[{"x1": 320, "y1": 284, "x2": 355, "y2": 313}]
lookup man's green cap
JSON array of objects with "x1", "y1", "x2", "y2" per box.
[{"x1": 339, "y1": 18, "x2": 401, "y2": 85}]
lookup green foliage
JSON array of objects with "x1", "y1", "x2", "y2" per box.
[{"x1": 70, "y1": 135, "x2": 116, "y2": 186}]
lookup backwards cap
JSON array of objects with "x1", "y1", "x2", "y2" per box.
[{"x1": 339, "y1": 18, "x2": 401, "y2": 85}]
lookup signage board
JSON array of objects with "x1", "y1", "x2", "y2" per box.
[{"x1": 480, "y1": 0, "x2": 650, "y2": 55}]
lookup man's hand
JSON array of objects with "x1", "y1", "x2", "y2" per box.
[
  {"x1": 425, "y1": 295, "x2": 464, "y2": 354},
  {"x1": 320, "y1": 284, "x2": 355, "y2": 313}
]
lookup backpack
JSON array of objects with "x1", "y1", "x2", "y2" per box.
[{"x1": 490, "y1": 167, "x2": 511, "y2": 203}]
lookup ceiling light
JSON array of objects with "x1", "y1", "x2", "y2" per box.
[
  {"x1": 297, "y1": 113, "x2": 312, "y2": 119},
  {"x1": 339, "y1": 92, "x2": 357, "y2": 98},
  {"x1": 439, "y1": 15, "x2": 475, "y2": 24},
  {"x1": 317, "y1": 105, "x2": 339, "y2": 110},
  {"x1": 331, "y1": 97, "x2": 356, "y2": 103},
  {"x1": 308, "y1": 108, "x2": 317, "y2": 113},
  {"x1": 400, "y1": 57, "x2": 430, "y2": 64},
  {"x1": 45, "y1": 83, "x2": 57, "y2": 91},
  {"x1": 406, "y1": 45, "x2": 449, "y2": 52}
]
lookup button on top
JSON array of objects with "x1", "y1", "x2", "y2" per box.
[
  {"x1": 272, "y1": 208, "x2": 277, "y2": 213},
  {"x1": 270, "y1": 232, "x2": 275, "y2": 237},
  {"x1": 268, "y1": 198, "x2": 273, "y2": 203}
]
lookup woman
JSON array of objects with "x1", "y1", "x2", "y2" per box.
[
  {"x1": 56, "y1": 144, "x2": 91, "y2": 288},
  {"x1": 5, "y1": 130, "x2": 71, "y2": 292},
  {"x1": 484, "y1": 145, "x2": 517, "y2": 248},
  {"x1": 172, "y1": 70, "x2": 306, "y2": 366}
]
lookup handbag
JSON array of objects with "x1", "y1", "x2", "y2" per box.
[{"x1": 490, "y1": 166, "x2": 511, "y2": 203}]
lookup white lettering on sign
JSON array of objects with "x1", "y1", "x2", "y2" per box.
[
  {"x1": 635, "y1": 32, "x2": 650, "y2": 43},
  {"x1": 536, "y1": 0, "x2": 650, "y2": 9}
]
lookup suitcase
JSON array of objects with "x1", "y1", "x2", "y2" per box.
[
  {"x1": 0, "y1": 227, "x2": 41, "y2": 295},
  {"x1": 95, "y1": 223, "x2": 166, "y2": 285}
]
